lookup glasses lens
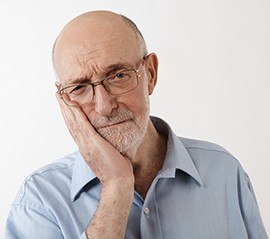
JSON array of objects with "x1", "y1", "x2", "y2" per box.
[
  {"x1": 105, "y1": 69, "x2": 138, "y2": 95},
  {"x1": 61, "y1": 84, "x2": 93, "y2": 106}
]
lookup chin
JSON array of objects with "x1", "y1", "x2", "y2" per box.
[{"x1": 97, "y1": 117, "x2": 148, "y2": 159}]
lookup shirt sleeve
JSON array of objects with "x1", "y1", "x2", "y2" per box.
[
  {"x1": 5, "y1": 204, "x2": 63, "y2": 239},
  {"x1": 239, "y1": 170, "x2": 268, "y2": 239}
]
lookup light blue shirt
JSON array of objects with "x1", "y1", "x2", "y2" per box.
[{"x1": 5, "y1": 117, "x2": 268, "y2": 239}]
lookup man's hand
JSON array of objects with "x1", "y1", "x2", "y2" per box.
[
  {"x1": 56, "y1": 93, "x2": 134, "y2": 239},
  {"x1": 56, "y1": 93, "x2": 135, "y2": 187}
]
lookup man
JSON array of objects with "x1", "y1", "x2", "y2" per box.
[{"x1": 5, "y1": 10, "x2": 268, "y2": 239}]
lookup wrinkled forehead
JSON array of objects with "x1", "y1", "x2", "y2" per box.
[{"x1": 54, "y1": 19, "x2": 142, "y2": 83}]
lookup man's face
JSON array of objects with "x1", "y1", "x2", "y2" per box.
[{"x1": 54, "y1": 14, "x2": 158, "y2": 157}]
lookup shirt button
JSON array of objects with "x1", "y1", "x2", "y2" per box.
[{"x1": 143, "y1": 207, "x2": 150, "y2": 215}]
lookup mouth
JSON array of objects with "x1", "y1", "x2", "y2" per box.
[{"x1": 97, "y1": 119, "x2": 132, "y2": 130}]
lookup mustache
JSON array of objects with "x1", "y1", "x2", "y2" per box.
[{"x1": 90, "y1": 107, "x2": 135, "y2": 129}]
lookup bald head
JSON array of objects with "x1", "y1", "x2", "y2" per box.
[{"x1": 52, "y1": 11, "x2": 147, "y2": 78}]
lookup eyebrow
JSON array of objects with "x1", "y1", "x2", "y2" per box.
[{"x1": 65, "y1": 63, "x2": 133, "y2": 85}]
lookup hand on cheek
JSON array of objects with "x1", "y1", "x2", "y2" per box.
[{"x1": 55, "y1": 92, "x2": 135, "y2": 187}]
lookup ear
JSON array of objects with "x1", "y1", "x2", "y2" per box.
[{"x1": 145, "y1": 53, "x2": 158, "y2": 95}]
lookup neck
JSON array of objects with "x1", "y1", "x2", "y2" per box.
[{"x1": 129, "y1": 119, "x2": 167, "y2": 198}]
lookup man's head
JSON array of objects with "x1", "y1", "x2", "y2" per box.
[{"x1": 53, "y1": 11, "x2": 158, "y2": 157}]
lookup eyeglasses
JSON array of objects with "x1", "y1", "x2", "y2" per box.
[{"x1": 58, "y1": 58, "x2": 145, "y2": 107}]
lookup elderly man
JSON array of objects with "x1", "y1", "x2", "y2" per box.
[{"x1": 5, "y1": 10, "x2": 267, "y2": 239}]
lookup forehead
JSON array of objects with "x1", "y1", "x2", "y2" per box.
[
  {"x1": 58, "y1": 43, "x2": 140, "y2": 85},
  {"x1": 54, "y1": 20, "x2": 141, "y2": 83}
]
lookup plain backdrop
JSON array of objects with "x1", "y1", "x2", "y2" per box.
[{"x1": 0, "y1": 0, "x2": 269, "y2": 236}]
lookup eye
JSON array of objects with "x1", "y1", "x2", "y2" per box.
[
  {"x1": 109, "y1": 71, "x2": 131, "y2": 84},
  {"x1": 115, "y1": 72, "x2": 127, "y2": 79},
  {"x1": 69, "y1": 84, "x2": 88, "y2": 95}
]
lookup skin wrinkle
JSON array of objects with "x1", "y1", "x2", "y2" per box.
[
  {"x1": 92, "y1": 60, "x2": 148, "y2": 158},
  {"x1": 57, "y1": 44, "x2": 140, "y2": 82},
  {"x1": 58, "y1": 57, "x2": 80, "y2": 82},
  {"x1": 89, "y1": 106, "x2": 146, "y2": 156},
  {"x1": 79, "y1": 43, "x2": 103, "y2": 76},
  {"x1": 85, "y1": 48, "x2": 132, "y2": 75},
  {"x1": 54, "y1": 11, "x2": 164, "y2": 200},
  {"x1": 52, "y1": 13, "x2": 147, "y2": 75},
  {"x1": 63, "y1": 57, "x2": 142, "y2": 86},
  {"x1": 62, "y1": 46, "x2": 133, "y2": 86},
  {"x1": 89, "y1": 67, "x2": 149, "y2": 159}
]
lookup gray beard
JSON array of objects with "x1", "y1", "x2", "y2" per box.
[
  {"x1": 91, "y1": 107, "x2": 149, "y2": 159},
  {"x1": 97, "y1": 116, "x2": 148, "y2": 159}
]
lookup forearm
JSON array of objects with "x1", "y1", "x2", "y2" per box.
[{"x1": 85, "y1": 180, "x2": 134, "y2": 239}]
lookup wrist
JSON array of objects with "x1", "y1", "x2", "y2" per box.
[{"x1": 102, "y1": 179, "x2": 134, "y2": 200}]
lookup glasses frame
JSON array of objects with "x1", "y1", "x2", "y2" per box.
[{"x1": 57, "y1": 56, "x2": 146, "y2": 106}]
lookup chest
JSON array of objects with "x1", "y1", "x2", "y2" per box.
[
  {"x1": 50, "y1": 176, "x2": 249, "y2": 239},
  {"x1": 128, "y1": 176, "x2": 248, "y2": 239}
]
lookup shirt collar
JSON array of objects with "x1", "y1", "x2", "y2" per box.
[
  {"x1": 151, "y1": 116, "x2": 203, "y2": 186},
  {"x1": 70, "y1": 116, "x2": 203, "y2": 201},
  {"x1": 70, "y1": 151, "x2": 97, "y2": 202}
]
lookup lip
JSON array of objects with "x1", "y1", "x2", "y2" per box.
[{"x1": 98, "y1": 119, "x2": 131, "y2": 129}]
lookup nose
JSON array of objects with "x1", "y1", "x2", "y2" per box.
[{"x1": 93, "y1": 84, "x2": 117, "y2": 116}]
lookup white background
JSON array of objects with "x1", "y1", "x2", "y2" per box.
[{"x1": 0, "y1": 0, "x2": 269, "y2": 236}]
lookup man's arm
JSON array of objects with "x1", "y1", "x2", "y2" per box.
[
  {"x1": 240, "y1": 172, "x2": 268, "y2": 238},
  {"x1": 57, "y1": 93, "x2": 135, "y2": 238},
  {"x1": 85, "y1": 181, "x2": 134, "y2": 238},
  {"x1": 5, "y1": 204, "x2": 63, "y2": 239}
]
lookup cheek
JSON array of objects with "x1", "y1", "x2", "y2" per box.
[
  {"x1": 119, "y1": 77, "x2": 150, "y2": 115},
  {"x1": 81, "y1": 102, "x2": 107, "y2": 124},
  {"x1": 123, "y1": 86, "x2": 150, "y2": 115}
]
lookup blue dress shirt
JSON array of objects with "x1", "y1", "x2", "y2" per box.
[{"x1": 5, "y1": 117, "x2": 268, "y2": 239}]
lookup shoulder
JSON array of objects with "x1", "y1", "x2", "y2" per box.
[
  {"x1": 13, "y1": 151, "x2": 78, "y2": 207},
  {"x1": 180, "y1": 137, "x2": 234, "y2": 155},
  {"x1": 178, "y1": 137, "x2": 252, "y2": 192},
  {"x1": 180, "y1": 136, "x2": 237, "y2": 160},
  {"x1": 179, "y1": 137, "x2": 245, "y2": 177}
]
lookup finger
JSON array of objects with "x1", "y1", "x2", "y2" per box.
[
  {"x1": 55, "y1": 91, "x2": 75, "y2": 107},
  {"x1": 55, "y1": 92, "x2": 80, "y2": 138},
  {"x1": 55, "y1": 92, "x2": 97, "y2": 136},
  {"x1": 55, "y1": 92, "x2": 81, "y2": 121},
  {"x1": 55, "y1": 92, "x2": 84, "y2": 134},
  {"x1": 58, "y1": 93, "x2": 96, "y2": 131},
  {"x1": 69, "y1": 103, "x2": 98, "y2": 137},
  {"x1": 55, "y1": 92, "x2": 75, "y2": 121}
]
